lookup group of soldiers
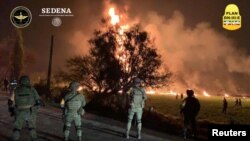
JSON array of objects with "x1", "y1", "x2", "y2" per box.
[
  {"x1": 7, "y1": 76, "x2": 86, "y2": 141},
  {"x1": 7, "y1": 75, "x2": 200, "y2": 141},
  {"x1": 222, "y1": 97, "x2": 243, "y2": 114}
]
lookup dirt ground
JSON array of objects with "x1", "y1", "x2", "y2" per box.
[{"x1": 0, "y1": 92, "x2": 187, "y2": 141}]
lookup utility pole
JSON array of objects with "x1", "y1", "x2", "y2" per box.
[{"x1": 47, "y1": 35, "x2": 54, "y2": 91}]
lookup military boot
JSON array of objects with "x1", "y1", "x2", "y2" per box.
[
  {"x1": 126, "y1": 130, "x2": 130, "y2": 139},
  {"x1": 137, "y1": 130, "x2": 141, "y2": 140},
  {"x1": 64, "y1": 137, "x2": 69, "y2": 141},
  {"x1": 183, "y1": 129, "x2": 187, "y2": 140},
  {"x1": 77, "y1": 136, "x2": 82, "y2": 141}
]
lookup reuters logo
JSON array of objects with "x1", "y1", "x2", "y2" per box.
[{"x1": 10, "y1": 6, "x2": 32, "y2": 28}]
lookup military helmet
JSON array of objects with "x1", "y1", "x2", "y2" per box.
[
  {"x1": 134, "y1": 78, "x2": 141, "y2": 84},
  {"x1": 69, "y1": 81, "x2": 80, "y2": 91},
  {"x1": 19, "y1": 75, "x2": 31, "y2": 86},
  {"x1": 186, "y1": 89, "x2": 194, "y2": 97}
]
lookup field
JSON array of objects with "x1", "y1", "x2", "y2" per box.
[{"x1": 146, "y1": 94, "x2": 250, "y2": 125}]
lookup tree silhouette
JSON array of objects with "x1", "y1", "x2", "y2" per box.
[{"x1": 58, "y1": 23, "x2": 171, "y2": 95}]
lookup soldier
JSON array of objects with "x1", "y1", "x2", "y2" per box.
[
  {"x1": 180, "y1": 93, "x2": 184, "y2": 99},
  {"x1": 176, "y1": 93, "x2": 179, "y2": 99},
  {"x1": 8, "y1": 75, "x2": 42, "y2": 141},
  {"x1": 238, "y1": 98, "x2": 242, "y2": 107},
  {"x1": 235, "y1": 98, "x2": 239, "y2": 106},
  {"x1": 61, "y1": 81, "x2": 86, "y2": 141},
  {"x1": 222, "y1": 97, "x2": 228, "y2": 114},
  {"x1": 180, "y1": 89, "x2": 200, "y2": 140},
  {"x1": 125, "y1": 78, "x2": 147, "y2": 139}
]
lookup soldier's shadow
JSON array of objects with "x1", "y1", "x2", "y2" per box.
[
  {"x1": 86, "y1": 125, "x2": 125, "y2": 138},
  {"x1": 37, "y1": 130, "x2": 64, "y2": 141}
]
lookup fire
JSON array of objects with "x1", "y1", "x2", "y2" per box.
[
  {"x1": 224, "y1": 93, "x2": 229, "y2": 97},
  {"x1": 146, "y1": 90, "x2": 179, "y2": 96},
  {"x1": 119, "y1": 24, "x2": 129, "y2": 35},
  {"x1": 203, "y1": 91, "x2": 210, "y2": 97},
  {"x1": 108, "y1": 8, "x2": 119, "y2": 25},
  {"x1": 108, "y1": 7, "x2": 130, "y2": 72},
  {"x1": 118, "y1": 90, "x2": 123, "y2": 94},
  {"x1": 77, "y1": 86, "x2": 83, "y2": 91},
  {"x1": 169, "y1": 90, "x2": 177, "y2": 96},
  {"x1": 146, "y1": 90, "x2": 156, "y2": 95}
]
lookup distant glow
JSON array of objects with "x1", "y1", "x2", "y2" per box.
[
  {"x1": 92, "y1": 86, "x2": 97, "y2": 90},
  {"x1": 203, "y1": 91, "x2": 210, "y2": 97},
  {"x1": 169, "y1": 90, "x2": 177, "y2": 96},
  {"x1": 77, "y1": 86, "x2": 83, "y2": 91},
  {"x1": 158, "y1": 92, "x2": 169, "y2": 95},
  {"x1": 60, "y1": 99, "x2": 65, "y2": 108},
  {"x1": 224, "y1": 93, "x2": 229, "y2": 97},
  {"x1": 146, "y1": 90, "x2": 156, "y2": 95},
  {"x1": 118, "y1": 90, "x2": 123, "y2": 94}
]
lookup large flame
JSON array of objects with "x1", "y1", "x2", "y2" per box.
[
  {"x1": 108, "y1": 7, "x2": 130, "y2": 72},
  {"x1": 108, "y1": 8, "x2": 120, "y2": 25}
]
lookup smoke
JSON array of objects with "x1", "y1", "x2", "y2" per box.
[
  {"x1": 139, "y1": 11, "x2": 250, "y2": 95},
  {"x1": 67, "y1": 1, "x2": 250, "y2": 95}
]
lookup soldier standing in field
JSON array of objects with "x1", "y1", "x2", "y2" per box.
[
  {"x1": 180, "y1": 93, "x2": 184, "y2": 99},
  {"x1": 235, "y1": 98, "x2": 239, "y2": 106},
  {"x1": 180, "y1": 89, "x2": 200, "y2": 140},
  {"x1": 60, "y1": 81, "x2": 86, "y2": 141},
  {"x1": 8, "y1": 75, "x2": 42, "y2": 141},
  {"x1": 125, "y1": 78, "x2": 147, "y2": 139},
  {"x1": 238, "y1": 98, "x2": 242, "y2": 107},
  {"x1": 222, "y1": 97, "x2": 228, "y2": 114}
]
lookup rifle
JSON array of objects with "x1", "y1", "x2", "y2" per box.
[{"x1": 7, "y1": 99, "x2": 15, "y2": 117}]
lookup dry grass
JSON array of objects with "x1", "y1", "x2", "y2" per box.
[{"x1": 146, "y1": 94, "x2": 250, "y2": 124}]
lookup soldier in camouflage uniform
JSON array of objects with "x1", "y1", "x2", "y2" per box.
[
  {"x1": 125, "y1": 78, "x2": 147, "y2": 139},
  {"x1": 61, "y1": 81, "x2": 86, "y2": 141},
  {"x1": 8, "y1": 75, "x2": 42, "y2": 141}
]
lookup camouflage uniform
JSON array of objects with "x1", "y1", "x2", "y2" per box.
[
  {"x1": 180, "y1": 89, "x2": 200, "y2": 139},
  {"x1": 126, "y1": 78, "x2": 147, "y2": 139},
  {"x1": 9, "y1": 76, "x2": 41, "y2": 141},
  {"x1": 61, "y1": 82, "x2": 86, "y2": 141}
]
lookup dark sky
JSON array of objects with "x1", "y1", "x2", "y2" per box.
[{"x1": 0, "y1": 0, "x2": 249, "y2": 75}]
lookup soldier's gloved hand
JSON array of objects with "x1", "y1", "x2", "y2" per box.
[
  {"x1": 8, "y1": 99, "x2": 13, "y2": 106},
  {"x1": 8, "y1": 107, "x2": 15, "y2": 117},
  {"x1": 35, "y1": 99, "x2": 45, "y2": 107}
]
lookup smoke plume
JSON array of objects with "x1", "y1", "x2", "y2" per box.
[{"x1": 141, "y1": 11, "x2": 250, "y2": 95}]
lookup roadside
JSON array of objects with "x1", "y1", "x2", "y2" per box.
[{"x1": 0, "y1": 91, "x2": 188, "y2": 141}]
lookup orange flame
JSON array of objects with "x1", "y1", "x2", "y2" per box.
[
  {"x1": 108, "y1": 7, "x2": 130, "y2": 72},
  {"x1": 203, "y1": 91, "x2": 210, "y2": 97},
  {"x1": 146, "y1": 90, "x2": 156, "y2": 95},
  {"x1": 108, "y1": 8, "x2": 120, "y2": 25},
  {"x1": 77, "y1": 86, "x2": 83, "y2": 91}
]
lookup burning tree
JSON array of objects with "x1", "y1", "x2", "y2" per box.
[{"x1": 58, "y1": 8, "x2": 171, "y2": 95}]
